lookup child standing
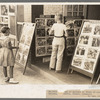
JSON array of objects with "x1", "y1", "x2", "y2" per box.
[
  {"x1": 49, "y1": 14, "x2": 67, "y2": 72},
  {"x1": 0, "y1": 26, "x2": 19, "y2": 84}
]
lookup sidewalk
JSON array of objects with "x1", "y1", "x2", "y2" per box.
[
  {"x1": 0, "y1": 62, "x2": 97, "y2": 85},
  {"x1": 30, "y1": 62, "x2": 93, "y2": 84},
  {"x1": 0, "y1": 64, "x2": 55, "y2": 85}
]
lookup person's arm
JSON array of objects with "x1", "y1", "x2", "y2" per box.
[
  {"x1": 11, "y1": 46, "x2": 19, "y2": 49},
  {"x1": 64, "y1": 25, "x2": 68, "y2": 37},
  {"x1": 7, "y1": 38, "x2": 19, "y2": 49},
  {"x1": 49, "y1": 24, "x2": 54, "y2": 36},
  {"x1": 8, "y1": 42, "x2": 19, "y2": 49}
]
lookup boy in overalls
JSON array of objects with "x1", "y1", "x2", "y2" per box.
[{"x1": 49, "y1": 14, "x2": 67, "y2": 73}]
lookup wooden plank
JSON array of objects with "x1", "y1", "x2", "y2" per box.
[{"x1": 70, "y1": 66, "x2": 93, "y2": 78}]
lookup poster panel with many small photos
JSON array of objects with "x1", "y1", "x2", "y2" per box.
[
  {"x1": 15, "y1": 23, "x2": 36, "y2": 67},
  {"x1": 65, "y1": 19, "x2": 82, "y2": 56},
  {"x1": 35, "y1": 18, "x2": 55, "y2": 57},
  {"x1": 71, "y1": 20, "x2": 100, "y2": 74}
]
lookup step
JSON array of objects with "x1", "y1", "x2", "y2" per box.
[{"x1": 29, "y1": 64, "x2": 67, "y2": 84}]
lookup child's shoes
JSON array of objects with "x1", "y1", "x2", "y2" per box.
[
  {"x1": 49, "y1": 67, "x2": 55, "y2": 70},
  {"x1": 55, "y1": 70, "x2": 62, "y2": 73},
  {"x1": 4, "y1": 77, "x2": 9, "y2": 82},
  {"x1": 9, "y1": 78, "x2": 19, "y2": 84}
]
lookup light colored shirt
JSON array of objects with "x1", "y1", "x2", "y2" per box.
[{"x1": 50, "y1": 23, "x2": 67, "y2": 45}]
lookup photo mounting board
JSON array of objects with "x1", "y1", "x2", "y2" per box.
[
  {"x1": 15, "y1": 22, "x2": 36, "y2": 73},
  {"x1": 68, "y1": 19, "x2": 100, "y2": 83}
]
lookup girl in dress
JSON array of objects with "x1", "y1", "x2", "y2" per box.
[{"x1": 0, "y1": 26, "x2": 19, "y2": 84}]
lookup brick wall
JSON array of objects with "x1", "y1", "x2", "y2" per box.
[
  {"x1": 44, "y1": 5, "x2": 63, "y2": 15},
  {"x1": 23, "y1": 5, "x2": 63, "y2": 22},
  {"x1": 24, "y1": 5, "x2": 32, "y2": 22}
]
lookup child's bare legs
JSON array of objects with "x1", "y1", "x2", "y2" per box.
[
  {"x1": 3, "y1": 67, "x2": 7, "y2": 77},
  {"x1": 9, "y1": 66, "x2": 19, "y2": 84},
  {"x1": 3, "y1": 66, "x2": 13, "y2": 78},
  {"x1": 3, "y1": 67, "x2": 9, "y2": 82},
  {"x1": 9, "y1": 66, "x2": 13, "y2": 78}
]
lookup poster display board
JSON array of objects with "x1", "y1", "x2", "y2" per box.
[
  {"x1": 35, "y1": 18, "x2": 55, "y2": 57},
  {"x1": 65, "y1": 19, "x2": 82, "y2": 55},
  {"x1": 15, "y1": 23, "x2": 36, "y2": 69},
  {"x1": 69, "y1": 20, "x2": 100, "y2": 83}
]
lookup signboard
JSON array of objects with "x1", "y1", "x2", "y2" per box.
[
  {"x1": 69, "y1": 20, "x2": 100, "y2": 83},
  {"x1": 65, "y1": 19, "x2": 82, "y2": 56},
  {"x1": 15, "y1": 23, "x2": 36, "y2": 70}
]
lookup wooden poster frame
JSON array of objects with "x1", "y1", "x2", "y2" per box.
[
  {"x1": 65, "y1": 18, "x2": 83, "y2": 56},
  {"x1": 15, "y1": 22, "x2": 36, "y2": 74},
  {"x1": 67, "y1": 19, "x2": 100, "y2": 84},
  {"x1": 35, "y1": 18, "x2": 55, "y2": 57}
]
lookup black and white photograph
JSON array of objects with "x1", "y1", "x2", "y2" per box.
[
  {"x1": 87, "y1": 48, "x2": 98, "y2": 59},
  {"x1": 72, "y1": 56, "x2": 83, "y2": 67},
  {"x1": 20, "y1": 34, "x2": 26, "y2": 44},
  {"x1": 67, "y1": 29, "x2": 74, "y2": 37},
  {"x1": 74, "y1": 20, "x2": 82, "y2": 27},
  {"x1": 67, "y1": 46, "x2": 75, "y2": 55},
  {"x1": 18, "y1": 43, "x2": 24, "y2": 53},
  {"x1": 65, "y1": 20, "x2": 74, "y2": 29},
  {"x1": 0, "y1": 3, "x2": 100, "y2": 99},
  {"x1": 23, "y1": 45, "x2": 29, "y2": 55},
  {"x1": 1, "y1": 5, "x2": 8, "y2": 15},
  {"x1": 75, "y1": 46, "x2": 86, "y2": 56},
  {"x1": 82, "y1": 22, "x2": 92, "y2": 33},
  {"x1": 47, "y1": 46, "x2": 52, "y2": 54},
  {"x1": 46, "y1": 27, "x2": 52, "y2": 36},
  {"x1": 47, "y1": 37, "x2": 53, "y2": 45},
  {"x1": 20, "y1": 54, "x2": 27, "y2": 66},
  {"x1": 46, "y1": 18, "x2": 55, "y2": 27},
  {"x1": 2, "y1": 17, "x2": 8, "y2": 24},
  {"x1": 9, "y1": 5, "x2": 15, "y2": 13},
  {"x1": 15, "y1": 52, "x2": 22, "y2": 62},
  {"x1": 79, "y1": 35, "x2": 89, "y2": 45},
  {"x1": 36, "y1": 28, "x2": 45, "y2": 37},
  {"x1": 26, "y1": 26, "x2": 35, "y2": 35},
  {"x1": 36, "y1": 46, "x2": 46, "y2": 56},
  {"x1": 75, "y1": 37, "x2": 79, "y2": 44},
  {"x1": 94, "y1": 25, "x2": 100, "y2": 35},
  {"x1": 35, "y1": 18, "x2": 46, "y2": 28},
  {"x1": 92, "y1": 37, "x2": 100, "y2": 47},
  {"x1": 25, "y1": 36, "x2": 32, "y2": 46},
  {"x1": 84, "y1": 60, "x2": 95, "y2": 73},
  {"x1": 67, "y1": 38, "x2": 75, "y2": 45},
  {"x1": 74, "y1": 28, "x2": 80, "y2": 36},
  {"x1": 37, "y1": 38, "x2": 46, "y2": 46}
]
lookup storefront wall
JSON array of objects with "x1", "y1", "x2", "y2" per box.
[
  {"x1": 86, "y1": 5, "x2": 100, "y2": 77},
  {"x1": 87, "y1": 5, "x2": 100, "y2": 20},
  {"x1": 43, "y1": 5, "x2": 63, "y2": 15},
  {"x1": 24, "y1": 5, "x2": 100, "y2": 23},
  {"x1": 24, "y1": 5, "x2": 32, "y2": 22}
]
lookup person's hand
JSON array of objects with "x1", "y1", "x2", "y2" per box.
[
  {"x1": 17, "y1": 41, "x2": 19, "y2": 46},
  {"x1": 16, "y1": 47, "x2": 19, "y2": 49},
  {"x1": 11, "y1": 46, "x2": 19, "y2": 49}
]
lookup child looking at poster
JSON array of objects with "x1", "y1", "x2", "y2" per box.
[
  {"x1": 49, "y1": 13, "x2": 67, "y2": 73},
  {"x1": 0, "y1": 26, "x2": 19, "y2": 84}
]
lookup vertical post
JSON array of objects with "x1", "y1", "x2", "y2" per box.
[
  {"x1": 23, "y1": 64, "x2": 27, "y2": 75},
  {"x1": 96, "y1": 74, "x2": 100, "y2": 84},
  {"x1": 91, "y1": 75, "x2": 94, "y2": 84}
]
